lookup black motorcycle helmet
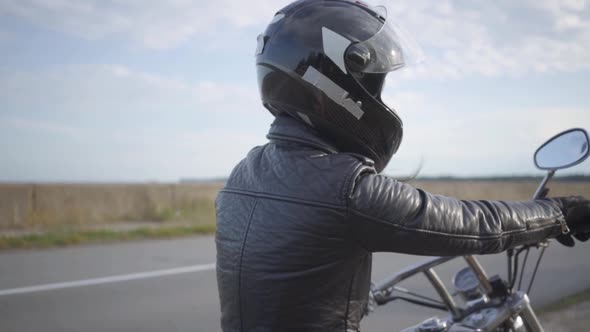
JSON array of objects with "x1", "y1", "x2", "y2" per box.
[{"x1": 257, "y1": 0, "x2": 418, "y2": 172}]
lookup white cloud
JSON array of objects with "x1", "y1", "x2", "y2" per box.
[
  {"x1": 0, "y1": 64, "x2": 273, "y2": 181},
  {"x1": 381, "y1": 0, "x2": 590, "y2": 79},
  {"x1": 0, "y1": 116, "x2": 266, "y2": 181},
  {"x1": 1, "y1": 1, "x2": 590, "y2": 180},
  {"x1": 0, "y1": 0, "x2": 291, "y2": 49},
  {"x1": 381, "y1": 91, "x2": 428, "y2": 115},
  {"x1": 0, "y1": 29, "x2": 10, "y2": 43},
  {"x1": 389, "y1": 97, "x2": 590, "y2": 176},
  {"x1": 380, "y1": 86, "x2": 590, "y2": 176},
  {"x1": 1, "y1": 116, "x2": 83, "y2": 137},
  {"x1": 0, "y1": 63, "x2": 587, "y2": 180},
  {"x1": 0, "y1": 64, "x2": 260, "y2": 114},
  {"x1": 3, "y1": 0, "x2": 590, "y2": 77},
  {"x1": 2, "y1": 0, "x2": 589, "y2": 78},
  {"x1": 526, "y1": 0, "x2": 587, "y2": 15}
]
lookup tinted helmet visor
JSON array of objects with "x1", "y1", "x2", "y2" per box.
[{"x1": 345, "y1": 6, "x2": 423, "y2": 75}]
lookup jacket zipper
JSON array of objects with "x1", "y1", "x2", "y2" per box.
[
  {"x1": 528, "y1": 218, "x2": 570, "y2": 235},
  {"x1": 559, "y1": 219, "x2": 571, "y2": 235}
]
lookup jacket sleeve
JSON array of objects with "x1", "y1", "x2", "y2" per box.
[{"x1": 347, "y1": 172, "x2": 566, "y2": 256}]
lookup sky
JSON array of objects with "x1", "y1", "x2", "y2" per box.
[{"x1": 0, "y1": 0, "x2": 589, "y2": 182}]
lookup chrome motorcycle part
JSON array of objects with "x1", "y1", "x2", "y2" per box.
[
  {"x1": 511, "y1": 315, "x2": 527, "y2": 332},
  {"x1": 463, "y1": 256, "x2": 493, "y2": 295},
  {"x1": 518, "y1": 293, "x2": 545, "y2": 332},
  {"x1": 464, "y1": 295, "x2": 489, "y2": 310},
  {"x1": 425, "y1": 269, "x2": 462, "y2": 319},
  {"x1": 417, "y1": 317, "x2": 449, "y2": 332},
  {"x1": 373, "y1": 256, "x2": 457, "y2": 293},
  {"x1": 452, "y1": 267, "x2": 482, "y2": 301},
  {"x1": 399, "y1": 292, "x2": 542, "y2": 332}
]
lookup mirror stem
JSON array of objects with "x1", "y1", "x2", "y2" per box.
[{"x1": 532, "y1": 170, "x2": 555, "y2": 200}]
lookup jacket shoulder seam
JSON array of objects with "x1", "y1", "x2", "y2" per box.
[
  {"x1": 220, "y1": 188, "x2": 346, "y2": 210},
  {"x1": 341, "y1": 163, "x2": 359, "y2": 207},
  {"x1": 344, "y1": 166, "x2": 376, "y2": 208}
]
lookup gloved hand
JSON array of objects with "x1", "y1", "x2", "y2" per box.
[{"x1": 550, "y1": 196, "x2": 590, "y2": 247}]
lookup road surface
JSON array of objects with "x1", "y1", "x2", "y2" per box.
[{"x1": 0, "y1": 236, "x2": 589, "y2": 331}]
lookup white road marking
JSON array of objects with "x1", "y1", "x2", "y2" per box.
[{"x1": 0, "y1": 263, "x2": 216, "y2": 297}]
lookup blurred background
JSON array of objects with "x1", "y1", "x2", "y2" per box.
[{"x1": 0, "y1": 1, "x2": 589, "y2": 331}]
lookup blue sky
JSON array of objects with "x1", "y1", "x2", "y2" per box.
[{"x1": 0, "y1": 0, "x2": 589, "y2": 182}]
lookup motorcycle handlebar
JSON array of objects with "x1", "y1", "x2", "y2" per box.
[
  {"x1": 373, "y1": 256, "x2": 457, "y2": 292},
  {"x1": 373, "y1": 255, "x2": 495, "y2": 320}
]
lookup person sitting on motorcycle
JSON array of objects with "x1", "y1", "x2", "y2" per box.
[{"x1": 215, "y1": 0, "x2": 590, "y2": 331}]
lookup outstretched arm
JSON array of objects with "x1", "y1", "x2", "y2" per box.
[{"x1": 347, "y1": 173, "x2": 566, "y2": 256}]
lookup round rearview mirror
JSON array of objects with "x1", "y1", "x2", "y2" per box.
[{"x1": 534, "y1": 128, "x2": 590, "y2": 171}]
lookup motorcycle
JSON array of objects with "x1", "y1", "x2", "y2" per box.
[{"x1": 368, "y1": 128, "x2": 590, "y2": 332}]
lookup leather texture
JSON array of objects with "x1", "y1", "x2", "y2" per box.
[{"x1": 215, "y1": 115, "x2": 565, "y2": 332}]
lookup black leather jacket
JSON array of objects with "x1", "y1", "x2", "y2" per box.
[{"x1": 215, "y1": 115, "x2": 565, "y2": 332}]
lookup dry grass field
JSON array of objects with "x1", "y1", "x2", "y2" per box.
[
  {"x1": 1, "y1": 180, "x2": 588, "y2": 231},
  {"x1": 409, "y1": 180, "x2": 590, "y2": 201},
  {"x1": 0, "y1": 183, "x2": 222, "y2": 230},
  {"x1": 0, "y1": 180, "x2": 588, "y2": 249}
]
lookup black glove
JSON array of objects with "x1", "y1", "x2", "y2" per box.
[
  {"x1": 550, "y1": 196, "x2": 590, "y2": 247},
  {"x1": 556, "y1": 232, "x2": 590, "y2": 247}
]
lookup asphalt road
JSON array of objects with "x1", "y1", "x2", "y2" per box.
[{"x1": 0, "y1": 236, "x2": 589, "y2": 332}]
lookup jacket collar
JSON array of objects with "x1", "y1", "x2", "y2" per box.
[{"x1": 266, "y1": 114, "x2": 338, "y2": 154}]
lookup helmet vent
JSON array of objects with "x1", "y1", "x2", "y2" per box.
[
  {"x1": 270, "y1": 13, "x2": 285, "y2": 24},
  {"x1": 255, "y1": 34, "x2": 266, "y2": 56}
]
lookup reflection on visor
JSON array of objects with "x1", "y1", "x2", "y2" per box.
[{"x1": 345, "y1": 6, "x2": 424, "y2": 73}]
